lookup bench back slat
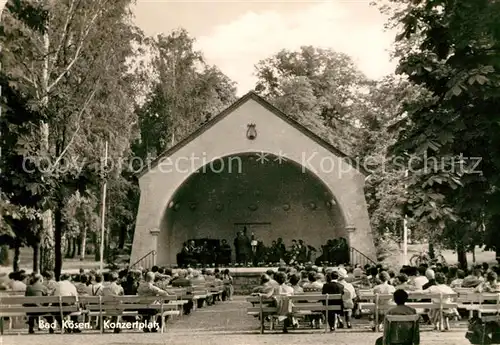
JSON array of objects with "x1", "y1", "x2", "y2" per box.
[
  {"x1": 385, "y1": 314, "x2": 420, "y2": 322},
  {"x1": 0, "y1": 296, "x2": 78, "y2": 305},
  {"x1": 290, "y1": 294, "x2": 341, "y2": 301}
]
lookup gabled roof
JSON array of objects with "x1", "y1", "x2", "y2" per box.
[{"x1": 137, "y1": 91, "x2": 367, "y2": 178}]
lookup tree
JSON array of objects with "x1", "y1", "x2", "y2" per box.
[
  {"x1": 62, "y1": 190, "x2": 99, "y2": 260},
  {"x1": 254, "y1": 46, "x2": 372, "y2": 156},
  {"x1": 134, "y1": 29, "x2": 237, "y2": 161},
  {"x1": 360, "y1": 76, "x2": 429, "y2": 244},
  {"x1": 382, "y1": 0, "x2": 500, "y2": 268},
  {"x1": 105, "y1": 171, "x2": 139, "y2": 252},
  {"x1": 1, "y1": 0, "x2": 143, "y2": 277}
]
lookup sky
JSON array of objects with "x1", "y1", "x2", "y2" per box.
[{"x1": 133, "y1": 0, "x2": 398, "y2": 96}]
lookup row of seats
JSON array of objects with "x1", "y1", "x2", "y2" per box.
[
  {"x1": 247, "y1": 289, "x2": 500, "y2": 333},
  {"x1": 0, "y1": 282, "x2": 225, "y2": 334}
]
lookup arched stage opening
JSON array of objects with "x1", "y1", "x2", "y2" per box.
[{"x1": 158, "y1": 152, "x2": 346, "y2": 265}]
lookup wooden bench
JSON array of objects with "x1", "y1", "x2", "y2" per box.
[
  {"x1": 188, "y1": 284, "x2": 212, "y2": 309},
  {"x1": 246, "y1": 294, "x2": 342, "y2": 333},
  {"x1": 0, "y1": 290, "x2": 27, "y2": 296},
  {"x1": 456, "y1": 292, "x2": 500, "y2": 317},
  {"x1": 0, "y1": 295, "x2": 80, "y2": 334},
  {"x1": 164, "y1": 288, "x2": 190, "y2": 308},
  {"x1": 208, "y1": 282, "x2": 224, "y2": 302},
  {"x1": 78, "y1": 295, "x2": 183, "y2": 333},
  {"x1": 358, "y1": 292, "x2": 458, "y2": 331}
]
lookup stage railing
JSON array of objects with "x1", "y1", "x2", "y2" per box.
[
  {"x1": 350, "y1": 247, "x2": 376, "y2": 267},
  {"x1": 129, "y1": 250, "x2": 156, "y2": 269}
]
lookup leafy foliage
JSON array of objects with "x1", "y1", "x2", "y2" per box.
[
  {"x1": 133, "y1": 29, "x2": 237, "y2": 161},
  {"x1": 254, "y1": 46, "x2": 371, "y2": 156},
  {"x1": 1, "y1": 0, "x2": 144, "y2": 275},
  {"x1": 381, "y1": 0, "x2": 500, "y2": 266}
]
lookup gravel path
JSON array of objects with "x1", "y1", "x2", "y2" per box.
[{"x1": 2, "y1": 297, "x2": 472, "y2": 345}]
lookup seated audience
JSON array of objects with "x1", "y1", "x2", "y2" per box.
[
  {"x1": 273, "y1": 271, "x2": 295, "y2": 333},
  {"x1": 252, "y1": 274, "x2": 275, "y2": 298},
  {"x1": 8, "y1": 271, "x2": 27, "y2": 293},
  {"x1": 371, "y1": 271, "x2": 396, "y2": 331},
  {"x1": 422, "y1": 269, "x2": 436, "y2": 290},
  {"x1": 137, "y1": 271, "x2": 169, "y2": 332},
  {"x1": 395, "y1": 274, "x2": 417, "y2": 291},
  {"x1": 222, "y1": 269, "x2": 234, "y2": 301},
  {"x1": 171, "y1": 270, "x2": 192, "y2": 287},
  {"x1": 424, "y1": 272, "x2": 458, "y2": 330},
  {"x1": 25, "y1": 274, "x2": 51, "y2": 334},
  {"x1": 74, "y1": 274, "x2": 91, "y2": 296},
  {"x1": 450, "y1": 269, "x2": 465, "y2": 288},
  {"x1": 338, "y1": 269, "x2": 356, "y2": 328},
  {"x1": 53, "y1": 274, "x2": 80, "y2": 333},
  {"x1": 413, "y1": 266, "x2": 429, "y2": 290},
  {"x1": 322, "y1": 271, "x2": 344, "y2": 331},
  {"x1": 91, "y1": 274, "x2": 104, "y2": 296},
  {"x1": 462, "y1": 268, "x2": 484, "y2": 288},
  {"x1": 475, "y1": 271, "x2": 500, "y2": 293},
  {"x1": 288, "y1": 274, "x2": 303, "y2": 294},
  {"x1": 303, "y1": 272, "x2": 324, "y2": 290}
]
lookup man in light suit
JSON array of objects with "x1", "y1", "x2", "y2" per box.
[
  {"x1": 25, "y1": 274, "x2": 50, "y2": 334},
  {"x1": 137, "y1": 272, "x2": 169, "y2": 332}
]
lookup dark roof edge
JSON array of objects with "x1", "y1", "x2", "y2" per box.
[{"x1": 136, "y1": 91, "x2": 367, "y2": 178}]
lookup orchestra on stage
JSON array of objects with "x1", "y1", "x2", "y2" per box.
[{"x1": 176, "y1": 227, "x2": 349, "y2": 267}]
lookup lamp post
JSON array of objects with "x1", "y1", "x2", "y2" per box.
[{"x1": 403, "y1": 169, "x2": 409, "y2": 265}]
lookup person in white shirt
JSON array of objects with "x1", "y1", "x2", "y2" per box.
[
  {"x1": 450, "y1": 269, "x2": 465, "y2": 288},
  {"x1": 424, "y1": 272, "x2": 458, "y2": 330},
  {"x1": 413, "y1": 266, "x2": 429, "y2": 290},
  {"x1": 338, "y1": 270, "x2": 356, "y2": 328},
  {"x1": 53, "y1": 274, "x2": 80, "y2": 333},
  {"x1": 371, "y1": 271, "x2": 396, "y2": 331},
  {"x1": 303, "y1": 272, "x2": 324, "y2": 290},
  {"x1": 273, "y1": 272, "x2": 295, "y2": 333},
  {"x1": 8, "y1": 271, "x2": 27, "y2": 294},
  {"x1": 90, "y1": 274, "x2": 104, "y2": 296}
]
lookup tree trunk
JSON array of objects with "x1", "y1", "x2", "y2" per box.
[
  {"x1": 80, "y1": 227, "x2": 87, "y2": 261},
  {"x1": 472, "y1": 246, "x2": 476, "y2": 264},
  {"x1": 65, "y1": 237, "x2": 72, "y2": 258},
  {"x1": 76, "y1": 235, "x2": 82, "y2": 257},
  {"x1": 54, "y1": 205, "x2": 63, "y2": 280},
  {"x1": 39, "y1": 30, "x2": 55, "y2": 275},
  {"x1": 457, "y1": 242, "x2": 468, "y2": 270},
  {"x1": 71, "y1": 237, "x2": 77, "y2": 258},
  {"x1": 428, "y1": 241, "x2": 435, "y2": 260},
  {"x1": 13, "y1": 240, "x2": 21, "y2": 272},
  {"x1": 32, "y1": 241, "x2": 40, "y2": 273},
  {"x1": 118, "y1": 226, "x2": 126, "y2": 249},
  {"x1": 0, "y1": 245, "x2": 10, "y2": 266},
  {"x1": 93, "y1": 232, "x2": 100, "y2": 261}
]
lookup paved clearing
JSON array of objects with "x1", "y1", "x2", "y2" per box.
[{"x1": 2, "y1": 297, "x2": 473, "y2": 345}]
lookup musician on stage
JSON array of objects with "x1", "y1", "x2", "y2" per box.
[{"x1": 289, "y1": 240, "x2": 299, "y2": 265}]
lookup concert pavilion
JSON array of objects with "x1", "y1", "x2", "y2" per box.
[{"x1": 130, "y1": 92, "x2": 376, "y2": 267}]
